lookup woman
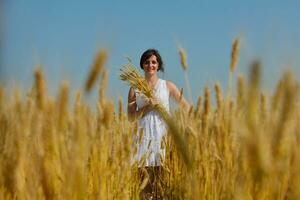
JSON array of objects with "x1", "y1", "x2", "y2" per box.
[{"x1": 127, "y1": 49, "x2": 189, "y2": 199}]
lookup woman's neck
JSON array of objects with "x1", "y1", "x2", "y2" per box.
[{"x1": 145, "y1": 74, "x2": 159, "y2": 88}]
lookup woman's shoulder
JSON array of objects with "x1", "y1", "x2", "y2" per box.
[
  {"x1": 129, "y1": 86, "x2": 139, "y2": 92},
  {"x1": 129, "y1": 87, "x2": 142, "y2": 98},
  {"x1": 128, "y1": 86, "x2": 134, "y2": 93},
  {"x1": 160, "y1": 79, "x2": 171, "y2": 85},
  {"x1": 165, "y1": 80, "x2": 176, "y2": 90},
  {"x1": 128, "y1": 87, "x2": 137, "y2": 97}
]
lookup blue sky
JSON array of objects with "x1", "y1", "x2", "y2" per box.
[{"x1": 1, "y1": 0, "x2": 300, "y2": 106}]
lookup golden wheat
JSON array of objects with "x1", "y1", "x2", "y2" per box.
[
  {"x1": 0, "y1": 42, "x2": 300, "y2": 199},
  {"x1": 85, "y1": 49, "x2": 108, "y2": 93}
]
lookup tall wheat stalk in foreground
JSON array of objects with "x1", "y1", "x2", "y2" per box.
[
  {"x1": 178, "y1": 47, "x2": 193, "y2": 104},
  {"x1": 85, "y1": 49, "x2": 108, "y2": 93},
  {"x1": 228, "y1": 37, "x2": 240, "y2": 100}
]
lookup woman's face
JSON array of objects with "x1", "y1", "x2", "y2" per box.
[{"x1": 143, "y1": 55, "x2": 159, "y2": 75}]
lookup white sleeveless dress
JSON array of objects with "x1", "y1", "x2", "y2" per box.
[{"x1": 131, "y1": 79, "x2": 170, "y2": 167}]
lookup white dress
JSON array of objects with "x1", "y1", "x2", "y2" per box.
[{"x1": 131, "y1": 79, "x2": 170, "y2": 167}]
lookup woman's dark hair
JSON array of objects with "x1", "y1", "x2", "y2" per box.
[{"x1": 140, "y1": 49, "x2": 164, "y2": 72}]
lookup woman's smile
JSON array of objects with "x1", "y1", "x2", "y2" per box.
[
  {"x1": 145, "y1": 66, "x2": 156, "y2": 72},
  {"x1": 143, "y1": 55, "x2": 159, "y2": 73}
]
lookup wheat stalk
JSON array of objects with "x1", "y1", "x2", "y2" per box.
[
  {"x1": 178, "y1": 47, "x2": 193, "y2": 104},
  {"x1": 85, "y1": 49, "x2": 108, "y2": 93},
  {"x1": 230, "y1": 38, "x2": 240, "y2": 73},
  {"x1": 34, "y1": 67, "x2": 46, "y2": 110},
  {"x1": 179, "y1": 48, "x2": 188, "y2": 71},
  {"x1": 227, "y1": 37, "x2": 241, "y2": 102}
]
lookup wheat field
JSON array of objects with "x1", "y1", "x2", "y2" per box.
[{"x1": 0, "y1": 40, "x2": 300, "y2": 199}]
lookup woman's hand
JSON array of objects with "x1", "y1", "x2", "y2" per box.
[
  {"x1": 136, "y1": 97, "x2": 159, "y2": 118},
  {"x1": 147, "y1": 97, "x2": 159, "y2": 108},
  {"x1": 127, "y1": 87, "x2": 161, "y2": 121}
]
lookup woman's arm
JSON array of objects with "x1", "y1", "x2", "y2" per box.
[
  {"x1": 166, "y1": 81, "x2": 191, "y2": 111},
  {"x1": 127, "y1": 87, "x2": 155, "y2": 122}
]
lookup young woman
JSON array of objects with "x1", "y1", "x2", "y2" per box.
[{"x1": 127, "y1": 49, "x2": 189, "y2": 199}]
